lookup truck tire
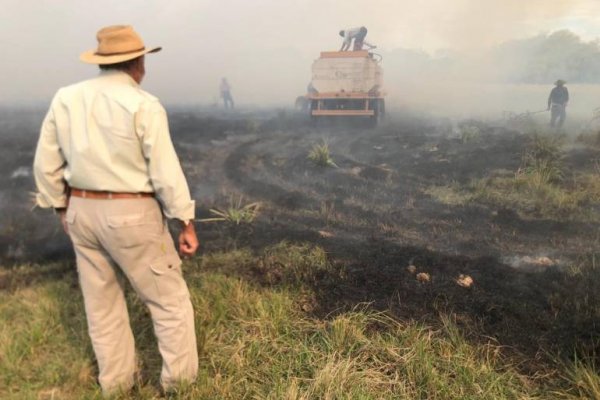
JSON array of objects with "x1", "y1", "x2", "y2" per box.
[
  {"x1": 379, "y1": 99, "x2": 386, "y2": 119},
  {"x1": 367, "y1": 99, "x2": 381, "y2": 128}
]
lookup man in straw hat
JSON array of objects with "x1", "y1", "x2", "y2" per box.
[
  {"x1": 547, "y1": 79, "x2": 569, "y2": 128},
  {"x1": 33, "y1": 25, "x2": 199, "y2": 395}
]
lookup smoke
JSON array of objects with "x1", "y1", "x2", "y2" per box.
[
  {"x1": 382, "y1": 30, "x2": 600, "y2": 119},
  {"x1": 435, "y1": 0, "x2": 580, "y2": 50},
  {"x1": 2, "y1": 0, "x2": 600, "y2": 114}
]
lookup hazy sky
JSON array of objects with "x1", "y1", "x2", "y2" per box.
[{"x1": 2, "y1": 0, "x2": 600, "y2": 106}]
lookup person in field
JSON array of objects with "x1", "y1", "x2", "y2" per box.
[
  {"x1": 33, "y1": 25, "x2": 199, "y2": 396},
  {"x1": 220, "y1": 77, "x2": 235, "y2": 109},
  {"x1": 547, "y1": 79, "x2": 569, "y2": 128}
]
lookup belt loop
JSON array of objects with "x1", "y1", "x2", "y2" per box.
[
  {"x1": 108, "y1": 192, "x2": 113, "y2": 200},
  {"x1": 82, "y1": 190, "x2": 87, "y2": 198}
]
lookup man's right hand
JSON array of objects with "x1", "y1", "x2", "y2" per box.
[{"x1": 178, "y1": 221, "x2": 199, "y2": 258}]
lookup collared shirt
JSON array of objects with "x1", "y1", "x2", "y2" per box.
[
  {"x1": 548, "y1": 86, "x2": 569, "y2": 106},
  {"x1": 33, "y1": 70, "x2": 195, "y2": 221},
  {"x1": 342, "y1": 27, "x2": 362, "y2": 46},
  {"x1": 220, "y1": 80, "x2": 231, "y2": 94}
]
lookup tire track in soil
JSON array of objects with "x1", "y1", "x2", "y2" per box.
[{"x1": 214, "y1": 124, "x2": 589, "y2": 364}]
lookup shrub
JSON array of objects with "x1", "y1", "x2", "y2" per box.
[
  {"x1": 308, "y1": 141, "x2": 338, "y2": 168},
  {"x1": 520, "y1": 133, "x2": 564, "y2": 187},
  {"x1": 200, "y1": 195, "x2": 261, "y2": 225}
]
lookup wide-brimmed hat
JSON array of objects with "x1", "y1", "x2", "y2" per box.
[
  {"x1": 555, "y1": 79, "x2": 566, "y2": 86},
  {"x1": 80, "y1": 25, "x2": 161, "y2": 65}
]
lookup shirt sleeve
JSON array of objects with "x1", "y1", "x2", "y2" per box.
[
  {"x1": 33, "y1": 95, "x2": 68, "y2": 209},
  {"x1": 136, "y1": 100, "x2": 195, "y2": 221}
]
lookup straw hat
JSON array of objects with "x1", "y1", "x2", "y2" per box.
[{"x1": 80, "y1": 25, "x2": 161, "y2": 65}]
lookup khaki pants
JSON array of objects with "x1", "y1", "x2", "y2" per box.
[{"x1": 66, "y1": 197, "x2": 198, "y2": 394}]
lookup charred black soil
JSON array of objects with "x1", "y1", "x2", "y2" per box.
[{"x1": 2, "y1": 107, "x2": 599, "y2": 371}]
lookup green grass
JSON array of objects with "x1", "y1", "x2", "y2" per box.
[
  {"x1": 425, "y1": 182, "x2": 473, "y2": 206},
  {"x1": 2, "y1": 244, "x2": 600, "y2": 399},
  {"x1": 426, "y1": 133, "x2": 600, "y2": 221},
  {"x1": 199, "y1": 195, "x2": 261, "y2": 225},
  {"x1": 308, "y1": 142, "x2": 338, "y2": 168},
  {"x1": 427, "y1": 173, "x2": 600, "y2": 221},
  {"x1": 459, "y1": 125, "x2": 481, "y2": 144},
  {"x1": 520, "y1": 133, "x2": 564, "y2": 187}
]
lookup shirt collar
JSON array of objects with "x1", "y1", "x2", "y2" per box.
[{"x1": 98, "y1": 70, "x2": 139, "y2": 87}]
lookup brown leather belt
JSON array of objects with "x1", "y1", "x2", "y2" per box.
[{"x1": 70, "y1": 188, "x2": 155, "y2": 200}]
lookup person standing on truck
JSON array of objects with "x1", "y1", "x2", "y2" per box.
[
  {"x1": 339, "y1": 26, "x2": 376, "y2": 51},
  {"x1": 220, "y1": 77, "x2": 235, "y2": 109},
  {"x1": 33, "y1": 25, "x2": 199, "y2": 396},
  {"x1": 547, "y1": 79, "x2": 569, "y2": 128}
]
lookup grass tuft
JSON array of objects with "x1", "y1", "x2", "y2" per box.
[
  {"x1": 519, "y1": 133, "x2": 564, "y2": 187},
  {"x1": 561, "y1": 356, "x2": 600, "y2": 400},
  {"x1": 459, "y1": 125, "x2": 481, "y2": 144},
  {"x1": 200, "y1": 195, "x2": 261, "y2": 225},
  {"x1": 308, "y1": 142, "x2": 338, "y2": 168},
  {"x1": 426, "y1": 132, "x2": 600, "y2": 221}
]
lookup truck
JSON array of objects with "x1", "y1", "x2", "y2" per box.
[{"x1": 306, "y1": 50, "x2": 385, "y2": 126}]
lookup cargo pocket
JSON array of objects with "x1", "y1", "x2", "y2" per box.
[{"x1": 149, "y1": 254, "x2": 187, "y2": 303}]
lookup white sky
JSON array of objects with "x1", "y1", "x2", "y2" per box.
[{"x1": 2, "y1": 0, "x2": 600, "y2": 105}]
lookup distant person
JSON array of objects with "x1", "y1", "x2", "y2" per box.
[
  {"x1": 220, "y1": 77, "x2": 234, "y2": 109},
  {"x1": 33, "y1": 25, "x2": 198, "y2": 396},
  {"x1": 339, "y1": 26, "x2": 376, "y2": 51},
  {"x1": 547, "y1": 79, "x2": 569, "y2": 128}
]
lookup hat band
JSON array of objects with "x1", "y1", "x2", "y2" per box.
[{"x1": 95, "y1": 46, "x2": 145, "y2": 56}]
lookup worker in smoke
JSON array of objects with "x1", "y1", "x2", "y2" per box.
[
  {"x1": 339, "y1": 26, "x2": 376, "y2": 51},
  {"x1": 220, "y1": 77, "x2": 235, "y2": 109},
  {"x1": 547, "y1": 79, "x2": 569, "y2": 128},
  {"x1": 33, "y1": 25, "x2": 199, "y2": 396}
]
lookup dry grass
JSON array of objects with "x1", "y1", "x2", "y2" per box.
[
  {"x1": 426, "y1": 132, "x2": 600, "y2": 221},
  {"x1": 520, "y1": 133, "x2": 565, "y2": 187},
  {"x1": 459, "y1": 125, "x2": 481, "y2": 144},
  {"x1": 425, "y1": 182, "x2": 473, "y2": 206},
  {"x1": 3, "y1": 244, "x2": 600, "y2": 399},
  {"x1": 467, "y1": 169, "x2": 600, "y2": 221}
]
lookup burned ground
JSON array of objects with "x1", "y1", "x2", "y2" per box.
[{"x1": 1, "y1": 107, "x2": 599, "y2": 376}]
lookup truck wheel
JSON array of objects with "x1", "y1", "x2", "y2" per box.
[{"x1": 367, "y1": 100, "x2": 380, "y2": 128}]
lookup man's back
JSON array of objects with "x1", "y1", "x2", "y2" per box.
[
  {"x1": 33, "y1": 26, "x2": 199, "y2": 395},
  {"x1": 549, "y1": 86, "x2": 569, "y2": 105},
  {"x1": 46, "y1": 70, "x2": 157, "y2": 192},
  {"x1": 220, "y1": 80, "x2": 230, "y2": 93},
  {"x1": 35, "y1": 68, "x2": 193, "y2": 220}
]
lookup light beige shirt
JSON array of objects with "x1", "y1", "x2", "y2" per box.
[
  {"x1": 342, "y1": 27, "x2": 362, "y2": 46},
  {"x1": 33, "y1": 70, "x2": 195, "y2": 221}
]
